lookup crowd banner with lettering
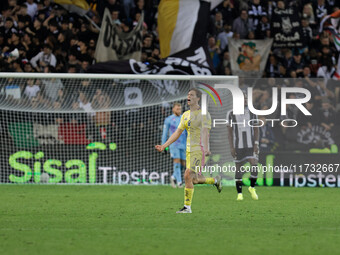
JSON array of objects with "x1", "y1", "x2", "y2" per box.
[
  {"x1": 271, "y1": 6, "x2": 303, "y2": 48},
  {"x1": 94, "y1": 8, "x2": 143, "y2": 62},
  {"x1": 229, "y1": 39, "x2": 273, "y2": 78}
]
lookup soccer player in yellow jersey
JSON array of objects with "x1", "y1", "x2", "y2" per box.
[{"x1": 155, "y1": 88, "x2": 222, "y2": 214}]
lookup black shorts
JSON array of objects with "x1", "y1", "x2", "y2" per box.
[{"x1": 234, "y1": 148, "x2": 257, "y2": 163}]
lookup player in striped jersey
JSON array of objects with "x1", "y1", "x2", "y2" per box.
[{"x1": 227, "y1": 94, "x2": 259, "y2": 201}]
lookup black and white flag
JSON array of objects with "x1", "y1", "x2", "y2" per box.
[
  {"x1": 94, "y1": 8, "x2": 143, "y2": 62},
  {"x1": 271, "y1": 6, "x2": 303, "y2": 48}
]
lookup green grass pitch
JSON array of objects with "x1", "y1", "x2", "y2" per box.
[{"x1": 0, "y1": 185, "x2": 339, "y2": 255}]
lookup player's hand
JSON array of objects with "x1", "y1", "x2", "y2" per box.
[
  {"x1": 231, "y1": 148, "x2": 237, "y2": 158},
  {"x1": 204, "y1": 150, "x2": 211, "y2": 156},
  {"x1": 254, "y1": 144, "x2": 259, "y2": 155},
  {"x1": 155, "y1": 145, "x2": 165, "y2": 152}
]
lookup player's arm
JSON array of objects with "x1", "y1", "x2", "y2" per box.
[
  {"x1": 253, "y1": 126, "x2": 259, "y2": 155},
  {"x1": 155, "y1": 128, "x2": 184, "y2": 152},
  {"x1": 227, "y1": 126, "x2": 236, "y2": 158},
  {"x1": 161, "y1": 118, "x2": 170, "y2": 145}
]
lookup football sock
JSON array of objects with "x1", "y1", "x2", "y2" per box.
[
  {"x1": 236, "y1": 180, "x2": 243, "y2": 194},
  {"x1": 174, "y1": 163, "x2": 182, "y2": 183},
  {"x1": 184, "y1": 188, "x2": 194, "y2": 207},
  {"x1": 204, "y1": 177, "x2": 215, "y2": 185},
  {"x1": 250, "y1": 170, "x2": 258, "y2": 187},
  {"x1": 250, "y1": 176, "x2": 257, "y2": 188}
]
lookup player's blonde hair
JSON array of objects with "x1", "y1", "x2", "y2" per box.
[
  {"x1": 173, "y1": 102, "x2": 182, "y2": 108},
  {"x1": 189, "y1": 88, "x2": 202, "y2": 100}
]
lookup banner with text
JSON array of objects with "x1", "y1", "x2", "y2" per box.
[
  {"x1": 94, "y1": 8, "x2": 143, "y2": 62},
  {"x1": 271, "y1": 7, "x2": 303, "y2": 48}
]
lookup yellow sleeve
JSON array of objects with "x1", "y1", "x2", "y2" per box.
[
  {"x1": 202, "y1": 112, "x2": 211, "y2": 130},
  {"x1": 177, "y1": 113, "x2": 186, "y2": 130}
]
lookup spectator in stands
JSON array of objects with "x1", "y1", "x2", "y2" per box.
[
  {"x1": 7, "y1": 32, "x2": 23, "y2": 52},
  {"x1": 232, "y1": 9, "x2": 252, "y2": 39},
  {"x1": 77, "y1": 40, "x2": 91, "y2": 62},
  {"x1": 301, "y1": 18, "x2": 313, "y2": 46},
  {"x1": 266, "y1": 55, "x2": 280, "y2": 77},
  {"x1": 290, "y1": 52, "x2": 305, "y2": 78},
  {"x1": 317, "y1": 56, "x2": 338, "y2": 81},
  {"x1": 45, "y1": 18, "x2": 59, "y2": 40},
  {"x1": 79, "y1": 91, "x2": 95, "y2": 117},
  {"x1": 217, "y1": 24, "x2": 233, "y2": 52},
  {"x1": 213, "y1": 11, "x2": 224, "y2": 35},
  {"x1": 207, "y1": 36, "x2": 221, "y2": 69},
  {"x1": 255, "y1": 12, "x2": 270, "y2": 39},
  {"x1": 12, "y1": 59, "x2": 23, "y2": 72},
  {"x1": 217, "y1": 50, "x2": 231, "y2": 74},
  {"x1": 142, "y1": 34, "x2": 153, "y2": 57},
  {"x1": 314, "y1": 0, "x2": 329, "y2": 23},
  {"x1": 42, "y1": 66, "x2": 63, "y2": 102},
  {"x1": 66, "y1": 50, "x2": 80, "y2": 70},
  {"x1": 24, "y1": 78, "x2": 40, "y2": 99},
  {"x1": 320, "y1": 99, "x2": 336, "y2": 132},
  {"x1": 248, "y1": 0, "x2": 266, "y2": 31},
  {"x1": 111, "y1": 10, "x2": 121, "y2": 25},
  {"x1": 30, "y1": 44, "x2": 56, "y2": 72},
  {"x1": 302, "y1": 3, "x2": 316, "y2": 28},
  {"x1": 25, "y1": 0, "x2": 37, "y2": 19},
  {"x1": 130, "y1": 0, "x2": 144, "y2": 21},
  {"x1": 23, "y1": 62, "x2": 34, "y2": 72},
  {"x1": 216, "y1": 0, "x2": 235, "y2": 26},
  {"x1": 3, "y1": 17, "x2": 17, "y2": 37},
  {"x1": 94, "y1": 93, "x2": 112, "y2": 141}
]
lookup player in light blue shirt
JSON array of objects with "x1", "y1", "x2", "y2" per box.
[{"x1": 162, "y1": 103, "x2": 187, "y2": 187}]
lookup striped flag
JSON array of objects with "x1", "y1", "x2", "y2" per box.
[{"x1": 158, "y1": 0, "x2": 223, "y2": 58}]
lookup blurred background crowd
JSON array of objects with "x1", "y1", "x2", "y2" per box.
[{"x1": 0, "y1": 0, "x2": 340, "y2": 151}]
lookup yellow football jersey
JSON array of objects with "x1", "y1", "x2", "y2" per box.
[{"x1": 177, "y1": 109, "x2": 211, "y2": 152}]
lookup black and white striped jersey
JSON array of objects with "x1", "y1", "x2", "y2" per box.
[{"x1": 227, "y1": 108, "x2": 258, "y2": 149}]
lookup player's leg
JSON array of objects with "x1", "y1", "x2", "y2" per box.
[
  {"x1": 177, "y1": 151, "x2": 222, "y2": 213},
  {"x1": 234, "y1": 149, "x2": 244, "y2": 200},
  {"x1": 177, "y1": 151, "x2": 194, "y2": 213},
  {"x1": 170, "y1": 147, "x2": 181, "y2": 188},
  {"x1": 190, "y1": 150, "x2": 221, "y2": 190},
  {"x1": 235, "y1": 162, "x2": 244, "y2": 201},
  {"x1": 179, "y1": 159, "x2": 185, "y2": 187},
  {"x1": 176, "y1": 168, "x2": 195, "y2": 213},
  {"x1": 178, "y1": 151, "x2": 201, "y2": 213},
  {"x1": 247, "y1": 157, "x2": 259, "y2": 200},
  {"x1": 178, "y1": 149, "x2": 186, "y2": 187},
  {"x1": 248, "y1": 157, "x2": 258, "y2": 188},
  {"x1": 172, "y1": 158, "x2": 181, "y2": 188},
  {"x1": 189, "y1": 150, "x2": 222, "y2": 190}
]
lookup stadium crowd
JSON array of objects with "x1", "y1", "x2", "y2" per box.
[{"x1": 0, "y1": 0, "x2": 340, "y2": 151}]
